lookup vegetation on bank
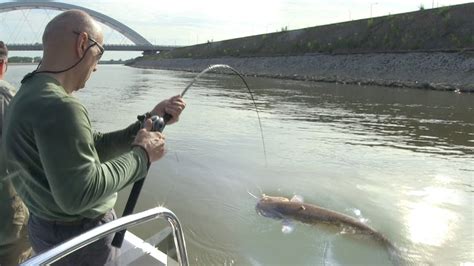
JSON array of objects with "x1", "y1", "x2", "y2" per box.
[
  {"x1": 137, "y1": 3, "x2": 473, "y2": 61},
  {"x1": 8, "y1": 56, "x2": 41, "y2": 63},
  {"x1": 8, "y1": 56, "x2": 132, "y2": 65},
  {"x1": 98, "y1": 59, "x2": 134, "y2": 65}
]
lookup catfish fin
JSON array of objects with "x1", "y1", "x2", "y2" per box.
[
  {"x1": 281, "y1": 219, "x2": 295, "y2": 234},
  {"x1": 290, "y1": 195, "x2": 304, "y2": 203}
]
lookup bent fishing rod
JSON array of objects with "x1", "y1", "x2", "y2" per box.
[{"x1": 112, "y1": 64, "x2": 266, "y2": 247}]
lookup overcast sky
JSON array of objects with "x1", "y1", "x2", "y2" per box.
[{"x1": 1, "y1": 0, "x2": 472, "y2": 59}]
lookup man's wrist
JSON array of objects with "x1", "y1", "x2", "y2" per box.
[{"x1": 132, "y1": 144, "x2": 151, "y2": 170}]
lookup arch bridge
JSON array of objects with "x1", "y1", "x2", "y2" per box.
[{"x1": 0, "y1": 1, "x2": 178, "y2": 55}]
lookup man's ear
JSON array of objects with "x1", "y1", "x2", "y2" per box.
[
  {"x1": 75, "y1": 32, "x2": 88, "y2": 58},
  {"x1": 0, "y1": 60, "x2": 6, "y2": 74}
]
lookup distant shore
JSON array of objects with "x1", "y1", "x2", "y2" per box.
[
  {"x1": 9, "y1": 61, "x2": 130, "y2": 65},
  {"x1": 8, "y1": 62, "x2": 38, "y2": 65},
  {"x1": 130, "y1": 51, "x2": 474, "y2": 92}
]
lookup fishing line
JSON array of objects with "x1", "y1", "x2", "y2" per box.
[
  {"x1": 179, "y1": 64, "x2": 267, "y2": 165},
  {"x1": 169, "y1": 64, "x2": 269, "y2": 209},
  {"x1": 247, "y1": 190, "x2": 259, "y2": 199}
]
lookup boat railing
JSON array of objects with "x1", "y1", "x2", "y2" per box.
[{"x1": 21, "y1": 206, "x2": 189, "y2": 266}]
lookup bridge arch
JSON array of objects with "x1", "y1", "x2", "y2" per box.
[{"x1": 0, "y1": 1, "x2": 153, "y2": 46}]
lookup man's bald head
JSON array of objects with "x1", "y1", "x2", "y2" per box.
[
  {"x1": 43, "y1": 10, "x2": 101, "y2": 45},
  {"x1": 38, "y1": 10, "x2": 104, "y2": 93}
]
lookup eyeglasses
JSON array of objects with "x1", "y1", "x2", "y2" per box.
[{"x1": 73, "y1": 31, "x2": 104, "y2": 59}]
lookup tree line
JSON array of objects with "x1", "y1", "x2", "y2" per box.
[{"x1": 8, "y1": 56, "x2": 42, "y2": 63}]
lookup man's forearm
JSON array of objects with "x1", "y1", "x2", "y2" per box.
[{"x1": 94, "y1": 121, "x2": 141, "y2": 161}]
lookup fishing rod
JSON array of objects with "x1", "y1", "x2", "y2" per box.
[{"x1": 112, "y1": 64, "x2": 266, "y2": 247}]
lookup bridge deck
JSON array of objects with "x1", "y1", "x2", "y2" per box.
[{"x1": 7, "y1": 44, "x2": 178, "y2": 52}]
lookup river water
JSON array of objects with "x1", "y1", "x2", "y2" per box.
[{"x1": 6, "y1": 65, "x2": 473, "y2": 265}]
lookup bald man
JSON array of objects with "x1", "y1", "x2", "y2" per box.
[{"x1": 2, "y1": 10, "x2": 185, "y2": 265}]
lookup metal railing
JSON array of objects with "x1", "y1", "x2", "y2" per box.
[{"x1": 21, "y1": 207, "x2": 189, "y2": 266}]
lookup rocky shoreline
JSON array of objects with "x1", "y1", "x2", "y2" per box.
[{"x1": 130, "y1": 51, "x2": 474, "y2": 92}]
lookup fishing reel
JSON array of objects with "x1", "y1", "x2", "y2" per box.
[{"x1": 137, "y1": 112, "x2": 165, "y2": 132}]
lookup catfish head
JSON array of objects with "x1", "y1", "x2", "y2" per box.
[
  {"x1": 255, "y1": 195, "x2": 291, "y2": 219},
  {"x1": 256, "y1": 194, "x2": 306, "y2": 234}
]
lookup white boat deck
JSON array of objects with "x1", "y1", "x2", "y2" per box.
[{"x1": 113, "y1": 229, "x2": 178, "y2": 266}]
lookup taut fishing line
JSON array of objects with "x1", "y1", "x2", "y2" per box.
[{"x1": 179, "y1": 64, "x2": 267, "y2": 164}]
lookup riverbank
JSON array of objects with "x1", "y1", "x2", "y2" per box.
[
  {"x1": 130, "y1": 51, "x2": 474, "y2": 92},
  {"x1": 129, "y1": 3, "x2": 474, "y2": 92}
]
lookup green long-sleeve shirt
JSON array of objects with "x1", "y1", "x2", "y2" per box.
[{"x1": 2, "y1": 74, "x2": 149, "y2": 221}]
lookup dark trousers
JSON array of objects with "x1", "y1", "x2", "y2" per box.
[{"x1": 28, "y1": 209, "x2": 119, "y2": 266}]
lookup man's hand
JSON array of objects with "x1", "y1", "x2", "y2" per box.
[
  {"x1": 150, "y1": 95, "x2": 186, "y2": 125},
  {"x1": 132, "y1": 119, "x2": 166, "y2": 163}
]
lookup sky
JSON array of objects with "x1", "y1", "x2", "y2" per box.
[{"x1": 1, "y1": 0, "x2": 473, "y2": 60}]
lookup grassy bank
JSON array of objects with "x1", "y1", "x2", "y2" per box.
[
  {"x1": 129, "y1": 4, "x2": 474, "y2": 92},
  {"x1": 137, "y1": 3, "x2": 473, "y2": 61}
]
